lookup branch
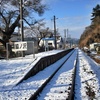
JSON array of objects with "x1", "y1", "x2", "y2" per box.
[
  {"x1": 23, "y1": 18, "x2": 38, "y2": 27},
  {"x1": 0, "y1": 11, "x2": 7, "y2": 24},
  {"x1": 9, "y1": 14, "x2": 20, "y2": 35},
  {"x1": 8, "y1": 11, "x2": 16, "y2": 25}
]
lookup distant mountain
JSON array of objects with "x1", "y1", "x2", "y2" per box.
[{"x1": 64, "y1": 37, "x2": 79, "y2": 45}]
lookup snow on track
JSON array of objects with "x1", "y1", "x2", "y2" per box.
[
  {"x1": 74, "y1": 49, "x2": 100, "y2": 100},
  {"x1": 0, "y1": 49, "x2": 100, "y2": 100},
  {"x1": 37, "y1": 50, "x2": 77, "y2": 100}
]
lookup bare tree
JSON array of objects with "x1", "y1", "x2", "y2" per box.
[
  {"x1": 0, "y1": 0, "x2": 47, "y2": 48},
  {"x1": 30, "y1": 22, "x2": 53, "y2": 47}
]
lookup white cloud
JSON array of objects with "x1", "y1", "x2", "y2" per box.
[
  {"x1": 61, "y1": 16, "x2": 89, "y2": 36},
  {"x1": 43, "y1": 15, "x2": 90, "y2": 39},
  {"x1": 42, "y1": 0, "x2": 59, "y2": 4}
]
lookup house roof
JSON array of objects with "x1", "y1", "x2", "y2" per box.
[{"x1": 42, "y1": 37, "x2": 55, "y2": 41}]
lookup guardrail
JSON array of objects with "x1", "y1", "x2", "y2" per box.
[{"x1": 17, "y1": 48, "x2": 74, "y2": 85}]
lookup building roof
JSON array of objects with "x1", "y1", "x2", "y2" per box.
[{"x1": 42, "y1": 37, "x2": 55, "y2": 41}]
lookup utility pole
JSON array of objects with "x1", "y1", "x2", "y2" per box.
[
  {"x1": 67, "y1": 29, "x2": 69, "y2": 48},
  {"x1": 67, "y1": 29, "x2": 68, "y2": 39},
  {"x1": 53, "y1": 15, "x2": 57, "y2": 49},
  {"x1": 64, "y1": 29, "x2": 66, "y2": 49},
  {"x1": 0, "y1": 0, "x2": 2, "y2": 25},
  {"x1": 20, "y1": 0, "x2": 24, "y2": 41},
  {"x1": 20, "y1": 0, "x2": 25, "y2": 57}
]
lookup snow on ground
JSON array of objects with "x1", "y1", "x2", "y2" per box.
[
  {"x1": 0, "y1": 49, "x2": 74, "y2": 100},
  {"x1": 0, "y1": 49, "x2": 66, "y2": 99},
  {"x1": 0, "y1": 50, "x2": 63, "y2": 91},
  {"x1": 0, "y1": 48, "x2": 100, "y2": 100}
]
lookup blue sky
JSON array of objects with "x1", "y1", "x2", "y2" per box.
[{"x1": 36, "y1": 0, "x2": 100, "y2": 39}]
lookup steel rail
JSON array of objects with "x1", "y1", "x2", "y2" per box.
[{"x1": 68, "y1": 51, "x2": 78, "y2": 100}]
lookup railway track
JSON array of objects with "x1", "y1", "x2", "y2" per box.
[
  {"x1": 29, "y1": 49, "x2": 78, "y2": 100},
  {"x1": 0, "y1": 49, "x2": 79, "y2": 99}
]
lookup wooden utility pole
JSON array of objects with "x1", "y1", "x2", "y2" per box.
[
  {"x1": 53, "y1": 15, "x2": 57, "y2": 49},
  {"x1": 20, "y1": 0, "x2": 25, "y2": 57},
  {"x1": 20, "y1": 0, "x2": 24, "y2": 42},
  {"x1": 64, "y1": 29, "x2": 66, "y2": 49}
]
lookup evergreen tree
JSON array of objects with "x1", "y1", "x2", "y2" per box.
[{"x1": 91, "y1": 4, "x2": 100, "y2": 26}]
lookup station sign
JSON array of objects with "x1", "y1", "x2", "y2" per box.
[{"x1": 14, "y1": 42, "x2": 27, "y2": 51}]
